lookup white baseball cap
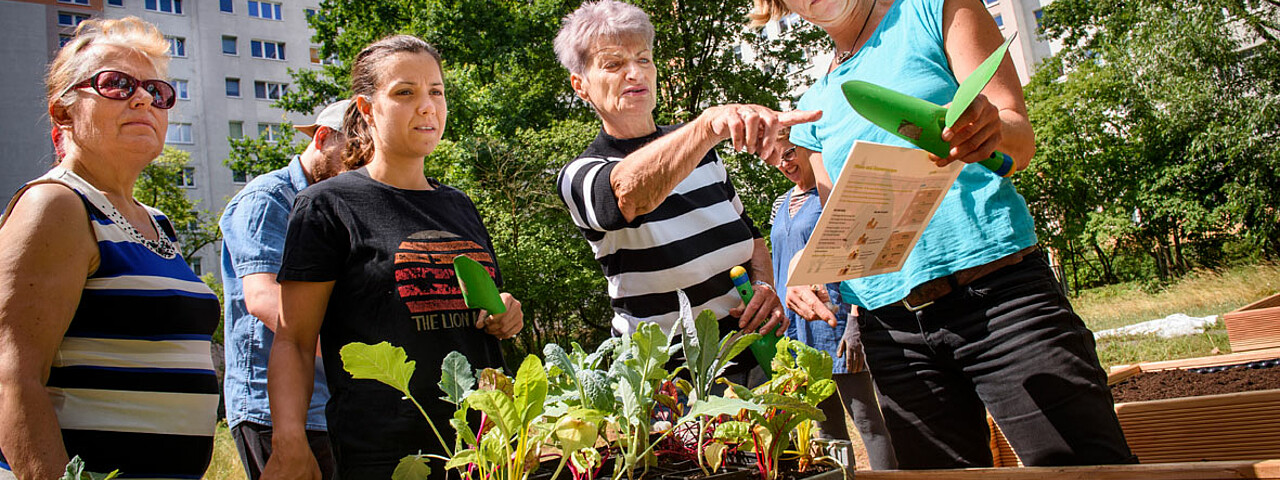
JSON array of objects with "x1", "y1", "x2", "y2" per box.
[{"x1": 294, "y1": 99, "x2": 351, "y2": 138}]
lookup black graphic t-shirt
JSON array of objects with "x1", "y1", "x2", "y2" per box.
[{"x1": 279, "y1": 169, "x2": 505, "y2": 480}]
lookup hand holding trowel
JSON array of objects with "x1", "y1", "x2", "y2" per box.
[
  {"x1": 453, "y1": 255, "x2": 512, "y2": 333},
  {"x1": 841, "y1": 33, "x2": 1019, "y2": 176}
]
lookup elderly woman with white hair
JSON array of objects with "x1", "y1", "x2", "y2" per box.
[
  {"x1": 553, "y1": 0, "x2": 820, "y2": 376},
  {"x1": 0, "y1": 17, "x2": 218, "y2": 480}
]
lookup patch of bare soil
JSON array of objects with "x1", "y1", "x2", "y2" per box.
[{"x1": 1111, "y1": 364, "x2": 1280, "y2": 403}]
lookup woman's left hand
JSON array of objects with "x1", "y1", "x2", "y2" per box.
[
  {"x1": 478, "y1": 293, "x2": 523, "y2": 340},
  {"x1": 935, "y1": 93, "x2": 1003, "y2": 168},
  {"x1": 729, "y1": 282, "x2": 788, "y2": 337}
]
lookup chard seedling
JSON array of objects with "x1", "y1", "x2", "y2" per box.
[
  {"x1": 447, "y1": 355, "x2": 553, "y2": 480},
  {"x1": 720, "y1": 338, "x2": 836, "y2": 480}
]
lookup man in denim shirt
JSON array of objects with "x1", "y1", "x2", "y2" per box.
[{"x1": 220, "y1": 100, "x2": 349, "y2": 480}]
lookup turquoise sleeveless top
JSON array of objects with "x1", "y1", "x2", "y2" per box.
[{"x1": 790, "y1": 0, "x2": 1037, "y2": 310}]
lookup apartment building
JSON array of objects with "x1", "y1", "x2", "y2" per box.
[{"x1": 0, "y1": 0, "x2": 326, "y2": 278}]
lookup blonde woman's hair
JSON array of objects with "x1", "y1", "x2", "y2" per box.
[
  {"x1": 748, "y1": 0, "x2": 791, "y2": 27},
  {"x1": 46, "y1": 16, "x2": 171, "y2": 112}
]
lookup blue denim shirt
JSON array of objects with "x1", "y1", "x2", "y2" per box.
[{"x1": 220, "y1": 157, "x2": 329, "y2": 430}]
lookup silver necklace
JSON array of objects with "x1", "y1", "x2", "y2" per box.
[{"x1": 834, "y1": 0, "x2": 878, "y2": 67}]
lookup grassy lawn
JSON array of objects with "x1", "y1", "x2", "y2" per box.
[
  {"x1": 203, "y1": 264, "x2": 1280, "y2": 477},
  {"x1": 207, "y1": 421, "x2": 247, "y2": 480},
  {"x1": 1074, "y1": 264, "x2": 1280, "y2": 369}
]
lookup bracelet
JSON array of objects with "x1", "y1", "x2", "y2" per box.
[{"x1": 752, "y1": 280, "x2": 774, "y2": 291}]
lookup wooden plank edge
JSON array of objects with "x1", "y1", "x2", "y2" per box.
[
  {"x1": 1128, "y1": 349, "x2": 1280, "y2": 372},
  {"x1": 1115, "y1": 389, "x2": 1280, "y2": 413},
  {"x1": 855, "y1": 460, "x2": 1280, "y2": 479},
  {"x1": 1230, "y1": 293, "x2": 1280, "y2": 313}
]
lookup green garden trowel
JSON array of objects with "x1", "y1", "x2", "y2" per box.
[
  {"x1": 453, "y1": 255, "x2": 506, "y2": 314},
  {"x1": 841, "y1": 33, "x2": 1018, "y2": 177}
]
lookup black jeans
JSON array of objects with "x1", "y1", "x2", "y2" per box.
[
  {"x1": 231, "y1": 421, "x2": 338, "y2": 480},
  {"x1": 861, "y1": 252, "x2": 1136, "y2": 469}
]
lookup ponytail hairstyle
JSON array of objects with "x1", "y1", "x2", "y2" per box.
[{"x1": 341, "y1": 35, "x2": 442, "y2": 170}]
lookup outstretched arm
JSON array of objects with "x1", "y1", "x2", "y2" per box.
[{"x1": 610, "y1": 107, "x2": 822, "y2": 222}]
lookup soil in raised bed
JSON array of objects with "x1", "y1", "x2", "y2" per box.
[{"x1": 1110, "y1": 365, "x2": 1280, "y2": 403}]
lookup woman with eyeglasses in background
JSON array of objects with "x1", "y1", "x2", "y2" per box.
[
  {"x1": 765, "y1": 126, "x2": 897, "y2": 470},
  {"x1": 0, "y1": 17, "x2": 219, "y2": 480}
]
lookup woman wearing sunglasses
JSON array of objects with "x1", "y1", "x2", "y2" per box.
[{"x1": 0, "y1": 17, "x2": 218, "y2": 480}]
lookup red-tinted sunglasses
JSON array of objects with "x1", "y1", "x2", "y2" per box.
[{"x1": 63, "y1": 70, "x2": 177, "y2": 110}]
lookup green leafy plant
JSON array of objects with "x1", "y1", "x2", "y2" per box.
[
  {"x1": 59, "y1": 456, "x2": 118, "y2": 480},
  {"x1": 670, "y1": 290, "x2": 761, "y2": 476},
  {"x1": 607, "y1": 321, "x2": 675, "y2": 480},
  {"x1": 719, "y1": 337, "x2": 837, "y2": 480},
  {"x1": 445, "y1": 355, "x2": 557, "y2": 480}
]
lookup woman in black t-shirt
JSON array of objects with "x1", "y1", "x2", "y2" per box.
[{"x1": 262, "y1": 35, "x2": 524, "y2": 480}]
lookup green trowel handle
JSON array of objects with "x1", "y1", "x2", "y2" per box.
[
  {"x1": 453, "y1": 255, "x2": 506, "y2": 314},
  {"x1": 980, "y1": 151, "x2": 1016, "y2": 177}
]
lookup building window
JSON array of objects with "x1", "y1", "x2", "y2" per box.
[
  {"x1": 145, "y1": 0, "x2": 183, "y2": 15},
  {"x1": 222, "y1": 36, "x2": 237, "y2": 55},
  {"x1": 58, "y1": 12, "x2": 90, "y2": 27},
  {"x1": 59, "y1": 34, "x2": 74, "y2": 47},
  {"x1": 225, "y1": 78, "x2": 241, "y2": 97},
  {"x1": 248, "y1": 1, "x2": 283, "y2": 20},
  {"x1": 166, "y1": 123, "x2": 193, "y2": 144},
  {"x1": 172, "y1": 79, "x2": 189, "y2": 100},
  {"x1": 108, "y1": 0, "x2": 123, "y2": 5},
  {"x1": 257, "y1": 123, "x2": 286, "y2": 143},
  {"x1": 232, "y1": 169, "x2": 248, "y2": 183},
  {"x1": 305, "y1": 8, "x2": 316, "y2": 19},
  {"x1": 188, "y1": 256, "x2": 203, "y2": 275},
  {"x1": 229, "y1": 121, "x2": 243, "y2": 139},
  {"x1": 253, "y1": 81, "x2": 286, "y2": 100},
  {"x1": 1034, "y1": 9, "x2": 1043, "y2": 20},
  {"x1": 176, "y1": 166, "x2": 196, "y2": 187},
  {"x1": 309, "y1": 47, "x2": 336, "y2": 66},
  {"x1": 167, "y1": 36, "x2": 186, "y2": 57},
  {"x1": 250, "y1": 40, "x2": 286, "y2": 60},
  {"x1": 220, "y1": 0, "x2": 233, "y2": 13},
  {"x1": 993, "y1": 14, "x2": 1004, "y2": 28},
  {"x1": 57, "y1": 0, "x2": 90, "y2": 5},
  {"x1": 985, "y1": 0, "x2": 998, "y2": 5}
]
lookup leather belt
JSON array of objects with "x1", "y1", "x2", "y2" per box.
[{"x1": 899, "y1": 246, "x2": 1040, "y2": 311}]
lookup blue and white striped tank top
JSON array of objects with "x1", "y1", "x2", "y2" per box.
[{"x1": 0, "y1": 167, "x2": 219, "y2": 480}]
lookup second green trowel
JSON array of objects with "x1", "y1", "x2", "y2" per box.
[
  {"x1": 841, "y1": 33, "x2": 1018, "y2": 176},
  {"x1": 453, "y1": 255, "x2": 506, "y2": 314}
]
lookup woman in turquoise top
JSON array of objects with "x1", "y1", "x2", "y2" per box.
[{"x1": 750, "y1": 0, "x2": 1134, "y2": 469}]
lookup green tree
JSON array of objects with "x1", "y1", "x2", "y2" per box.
[
  {"x1": 225, "y1": 121, "x2": 307, "y2": 177},
  {"x1": 242, "y1": 0, "x2": 821, "y2": 358},
  {"x1": 1021, "y1": 0, "x2": 1280, "y2": 289},
  {"x1": 133, "y1": 147, "x2": 222, "y2": 261}
]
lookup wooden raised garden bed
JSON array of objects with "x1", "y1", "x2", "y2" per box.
[
  {"x1": 988, "y1": 349, "x2": 1280, "y2": 468},
  {"x1": 1225, "y1": 293, "x2": 1280, "y2": 352}
]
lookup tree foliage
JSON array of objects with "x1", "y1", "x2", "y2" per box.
[
  {"x1": 225, "y1": 121, "x2": 307, "y2": 177},
  {"x1": 1019, "y1": 0, "x2": 1280, "y2": 289},
  {"x1": 133, "y1": 147, "x2": 222, "y2": 261},
  {"x1": 241, "y1": 0, "x2": 822, "y2": 358}
]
